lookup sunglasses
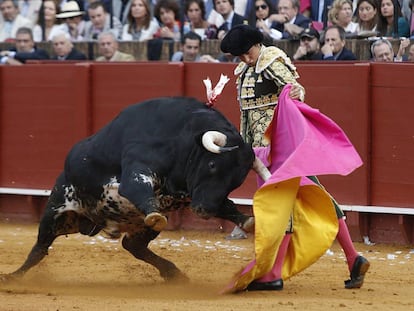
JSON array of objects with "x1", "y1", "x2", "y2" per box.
[{"x1": 255, "y1": 4, "x2": 268, "y2": 10}]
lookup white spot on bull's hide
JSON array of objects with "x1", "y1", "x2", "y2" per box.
[
  {"x1": 130, "y1": 172, "x2": 155, "y2": 187},
  {"x1": 55, "y1": 185, "x2": 81, "y2": 214},
  {"x1": 140, "y1": 174, "x2": 154, "y2": 186},
  {"x1": 109, "y1": 176, "x2": 119, "y2": 184}
]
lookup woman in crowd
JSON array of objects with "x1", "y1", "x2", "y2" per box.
[
  {"x1": 33, "y1": 0, "x2": 61, "y2": 41},
  {"x1": 185, "y1": 0, "x2": 213, "y2": 39},
  {"x1": 354, "y1": 0, "x2": 379, "y2": 36},
  {"x1": 377, "y1": 0, "x2": 410, "y2": 37},
  {"x1": 121, "y1": 0, "x2": 160, "y2": 41},
  {"x1": 328, "y1": 0, "x2": 358, "y2": 33},
  {"x1": 253, "y1": 0, "x2": 278, "y2": 42},
  {"x1": 154, "y1": 0, "x2": 187, "y2": 41}
]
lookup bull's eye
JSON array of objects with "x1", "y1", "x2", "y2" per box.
[{"x1": 208, "y1": 160, "x2": 217, "y2": 173}]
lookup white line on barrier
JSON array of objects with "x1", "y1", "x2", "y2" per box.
[
  {"x1": 0, "y1": 187, "x2": 413, "y2": 215},
  {"x1": 0, "y1": 187, "x2": 51, "y2": 196}
]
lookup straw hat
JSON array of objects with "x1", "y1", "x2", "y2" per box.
[{"x1": 56, "y1": 1, "x2": 84, "y2": 19}]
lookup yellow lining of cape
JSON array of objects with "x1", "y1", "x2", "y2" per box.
[{"x1": 226, "y1": 177, "x2": 338, "y2": 292}]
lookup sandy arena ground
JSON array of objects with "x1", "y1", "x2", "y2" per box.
[{"x1": 0, "y1": 223, "x2": 413, "y2": 311}]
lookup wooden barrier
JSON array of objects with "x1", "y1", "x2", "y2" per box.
[
  {"x1": 90, "y1": 62, "x2": 184, "y2": 131},
  {"x1": 367, "y1": 63, "x2": 414, "y2": 244},
  {"x1": 0, "y1": 64, "x2": 90, "y2": 223},
  {"x1": 0, "y1": 64, "x2": 90, "y2": 189},
  {"x1": 0, "y1": 62, "x2": 413, "y2": 244}
]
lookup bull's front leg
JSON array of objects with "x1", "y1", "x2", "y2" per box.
[
  {"x1": 122, "y1": 229, "x2": 188, "y2": 282},
  {"x1": 119, "y1": 170, "x2": 167, "y2": 231},
  {"x1": 215, "y1": 199, "x2": 255, "y2": 233}
]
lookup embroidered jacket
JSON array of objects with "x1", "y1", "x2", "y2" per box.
[{"x1": 235, "y1": 45, "x2": 304, "y2": 110}]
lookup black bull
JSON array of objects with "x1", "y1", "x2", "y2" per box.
[{"x1": 1, "y1": 97, "x2": 259, "y2": 282}]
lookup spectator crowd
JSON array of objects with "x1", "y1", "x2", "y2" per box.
[{"x1": 0, "y1": 0, "x2": 413, "y2": 62}]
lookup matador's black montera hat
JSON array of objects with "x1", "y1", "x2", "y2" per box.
[{"x1": 220, "y1": 24, "x2": 264, "y2": 56}]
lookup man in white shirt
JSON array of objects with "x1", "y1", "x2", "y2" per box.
[
  {"x1": 83, "y1": 1, "x2": 122, "y2": 40},
  {"x1": 0, "y1": 0, "x2": 32, "y2": 41}
]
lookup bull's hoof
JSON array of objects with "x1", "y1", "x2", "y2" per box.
[
  {"x1": 241, "y1": 217, "x2": 255, "y2": 233},
  {"x1": 144, "y1": 212, "x2": 168, "y2": 231}
]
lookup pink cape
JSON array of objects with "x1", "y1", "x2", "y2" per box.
[
  {"x1": 256, "y1": 84, "x2": 362, "y2": 185},
  {"x1": 222, "y1": 84, "x2": 363, "y2": 293}
]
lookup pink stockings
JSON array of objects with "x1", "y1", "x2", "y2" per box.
[
  {"x1": 336, "y1": 217, "x2": 359, "y2": 271},
  {"x1": 256, "y1": 233, "x2": 292, "y2": 282}
]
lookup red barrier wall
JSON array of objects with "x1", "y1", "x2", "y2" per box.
[
  {"x1": 0, "y1": 62, "x2": 413, "y2": 244},
  {"x1": 0, "y1": 65, "x2": 90, "y2": 188},
  {"x1": 368, "y1": 63, "x2": 414, "y2": 244},
  {"x1": 90, "y1": 63, "x2": 184, "y2": 131},
  {"x1": 370, "y1": 63, "x2": 414, "y2": 207}
]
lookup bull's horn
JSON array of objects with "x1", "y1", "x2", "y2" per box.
[
  {"x1": 202, "y1": 131, "x2": 239, "y2": 153},
  {"x1": 252, "y1": 157, "x2": 271, "y2": 181}
]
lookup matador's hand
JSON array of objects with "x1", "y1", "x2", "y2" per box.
[{"x1": 289, "y1": 85, "x2": 302, "y2": 100}]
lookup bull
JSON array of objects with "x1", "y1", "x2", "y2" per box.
[{"x1": 1, "y1": 97, "x2": 259, "y2": 282}]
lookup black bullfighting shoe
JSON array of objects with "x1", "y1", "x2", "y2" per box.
[
  {"x1": 246, "y1": 279, "x2": 284, "y2": 291},
  {"x1": 144, "y1": 212, "x2": 168, "y2": 231},
  {"x1": 344, "y1": 255, "x2": 370, "y2": 289}
]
